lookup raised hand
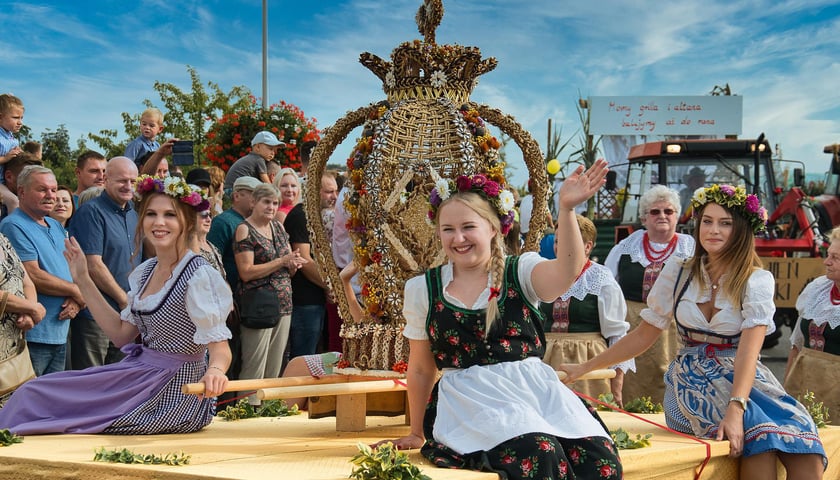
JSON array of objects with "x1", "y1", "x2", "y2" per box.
[
  {"x1": 558, "y1": 159, "x2": 609, "y2": 210},
  {"x1": 63, "y1": 237, "x2": 90, "y2": 281}
]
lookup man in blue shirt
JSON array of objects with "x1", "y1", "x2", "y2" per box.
[
  {"x1": 67, "y1": 156, "x2": 139, "y2": 369},
  {"x1": 0, "y1": 165, "x2": 84, "y2": 375}
]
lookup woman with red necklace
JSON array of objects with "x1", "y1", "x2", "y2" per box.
[
  {"x1": 604, "y1": 185, "x2": 694, "y2": 402},
  {"x1": 785, "y1": 226, "x2": 840, "y2": 421}
]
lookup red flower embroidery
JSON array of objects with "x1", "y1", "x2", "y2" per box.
[
  {"x1": 537, "y1": 440, "x2": 553, "y2": 452},
  {"x1": 520, "y1": 458, "x2": 533, "y2": 475},
  {"x1": 559, "y1": 460, "x2": 569, "y2": 476},
  {"x1": 501, "y1": 454, "x2": 515, "y2": 465},
  {"x1": 448, "y1": 335, "x2": 459, "y2": 345},
  {"x1": 599, "y1": 465, "x2": 615, "y2": 477}
]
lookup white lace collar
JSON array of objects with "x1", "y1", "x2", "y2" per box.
[
  {"x1": 614, "y1": 229, "x2": 694, "y2": 267},
  {"x1": 797, "y1": 276, "x2": 840, "y2": 329},
  {"x1": 560, "y1": 262, "x2": 613, "y2": 301}
]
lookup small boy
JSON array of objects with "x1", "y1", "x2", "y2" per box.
[
  {"x1": 124, "y1": 107, "x2": 164, "y2": 165},
  {"x1": 0, "y1": 94, "x2": 25, "y2": 211}
]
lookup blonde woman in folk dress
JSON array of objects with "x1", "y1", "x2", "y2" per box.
[
  {"x1": 785, "y1": 226, "x2": 840, "y2": 419},
  {"x1": 565, "y1": 185, "x2": 826, "y2": 480},
  {"x1": 604, "y1": 185, "x2": 694, "y2": 402},
  {"x1": 376, "y1": 161, "x2": 622, "y2": 480}
]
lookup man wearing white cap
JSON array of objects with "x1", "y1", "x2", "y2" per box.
[{"x1": 222, "y1": 131, "x2": 284, "y2": 193}]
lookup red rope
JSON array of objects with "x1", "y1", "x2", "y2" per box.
[
  {"x1": 575, "y1": 391, "x2": 712, "y2": 480},
  {"x1": 215, "y1": 391, "x2": 257, "y2": 407}
]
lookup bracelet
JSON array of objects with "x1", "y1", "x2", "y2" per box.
[
  {"x1": 729, "y1": 396, "x2": 749, "y2": 411},
  {"x1": 208, "y1": 366, "x2": 226, "y2": 374}
]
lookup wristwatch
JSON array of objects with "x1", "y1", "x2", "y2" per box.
[{"x1": 729, "y1": 396, "x2": 749, "y2": 411}]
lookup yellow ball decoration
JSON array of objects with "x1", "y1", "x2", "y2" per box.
[{"x1": 546, "y1": 159, "x2": 560, "y2": 175}]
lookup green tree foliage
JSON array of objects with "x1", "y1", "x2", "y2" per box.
[
  {"x1": 84, "y1": 66, "x2": 253, "y2": 168},
  {"x1": 39, "y1": 125, "x2": 76, "y2": 187}
]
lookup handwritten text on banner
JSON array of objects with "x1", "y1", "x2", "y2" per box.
[{"x1": 589, "y1": 96, "x2": 743, "y2": 136}]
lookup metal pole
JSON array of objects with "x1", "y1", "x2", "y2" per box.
[{"x1": 262, "y1": 0, "x2": 268, "y2": 110}]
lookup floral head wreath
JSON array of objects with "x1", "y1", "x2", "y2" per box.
[
  {"x1": 428, "y1": 174, "x2": 517, "y2": 235},
  {"x1": 134, "y1": 175, "x2": 211, "y2": 212},
  {"x1": 690, "y1": 184, "x2": 768, "y2": 234}
]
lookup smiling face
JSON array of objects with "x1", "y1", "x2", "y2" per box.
[
  {"x1": 437, "y1": 198, "x2": 496, "y2": 269},
  {"x1": 196, "y1": 210, "x2": 212, "y2": 236},
  {"x1": 19, "y1": 171, "x2": 58, "y2": 220},
  {"x1": 49, "y1": 188, "x2": 74, "y2": 225},
  {"x1": 142, "y1": 194, "x2": 183, "y2": 252},
  {"x1": 104, "y1": 157, "x2": 139, "y2": 207},
  {"x1": 698, "y1": 203, "x2": 733, "y2": 258},
  {"x1": 278, "y1": 173, "x2": 300, "y2": 207}
]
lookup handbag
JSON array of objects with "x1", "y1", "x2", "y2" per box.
[
  {"x1": 0, "y1": 293, "x2": 37, "y2": 395},
  {"x1": 238, "y1": 287, "x2": 280, "y2": 329}
]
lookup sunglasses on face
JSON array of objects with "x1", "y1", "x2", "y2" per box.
[
  {"x1": 648, "y1": 208, "x2": 675, "y2": 216},
  {"x1": 199, "y1": 211, "x2": 212, "y2": 219}
]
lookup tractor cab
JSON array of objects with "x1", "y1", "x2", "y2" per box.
[{"x1": 618, "y1": 138, "x2": 778, "y2": 231}]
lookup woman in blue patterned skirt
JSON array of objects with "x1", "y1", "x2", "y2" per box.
[
  {"x1": 563, "y1": 184, "x2": 826, "y2": 479},
  {"x1": 0, "y1": 175, "x2": 233, "y2": 435}
]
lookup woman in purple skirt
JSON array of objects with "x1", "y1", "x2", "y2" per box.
[{"x1": 0, "y1": 175, "x2": 233, "y2": 435}]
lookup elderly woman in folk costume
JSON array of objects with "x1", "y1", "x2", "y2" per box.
[
  {"x1": 541, "y1": 214, "x2": 633, "y2": 406},
  {"x1": 785, "y1": 226, "x2": 840, "y2": 421},
  {"x1": 565, "y1": 185, "x2": 826, "y2": 479},
  {"x1": 604, "y1": 185, "x2": 694, "y2": 403}
]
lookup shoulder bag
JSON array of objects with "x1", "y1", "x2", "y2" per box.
[
  {"x1": 0, "y1": 292, "x2": 36, "y2": 395},
  {"x1": 238, "y1": 223, "x2": 282, "y2": 329}
]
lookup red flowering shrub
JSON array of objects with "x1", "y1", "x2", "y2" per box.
[{"x1": 204, "y1": 97, "x2": 320, "y2": 172}]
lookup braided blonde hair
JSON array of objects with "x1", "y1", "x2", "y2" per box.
[{"x1": 436, "y1": 191, "x2": 507, "y2": 334}]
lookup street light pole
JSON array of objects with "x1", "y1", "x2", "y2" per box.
[{"x1": 262, "y1": 0, "x2": 268, "y2": 110}]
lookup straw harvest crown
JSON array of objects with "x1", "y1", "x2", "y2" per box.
[{"x1": 359, "y1": 0, "x2": 497, "y2": 104}]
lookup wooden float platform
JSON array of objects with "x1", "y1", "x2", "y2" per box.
[{"x1": 0, "y1": 411, "x2": 837, "y2": 479}]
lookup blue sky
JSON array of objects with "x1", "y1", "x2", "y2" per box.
[{"x1": 3, "y1": 0, "x2": 840, "y2": 188}]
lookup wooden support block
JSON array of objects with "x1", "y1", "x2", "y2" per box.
[{"x1": 336, "y1": 393, "x2": 367, "y2": 432}]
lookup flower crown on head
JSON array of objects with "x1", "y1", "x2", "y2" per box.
[
  {"x1": 690, "y1": 184, "x2": 768, "y2": 234},
  {"x1": 428, "y1": 173, "x2": 517, "y2": 235},
  {"x1": 134, "y1": 175, "x2": 211, "y2": 212}
]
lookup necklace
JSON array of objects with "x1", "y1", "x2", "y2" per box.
[
  {"x1": 574, "y1": 259, "x2": 593, "y2": 282},
  {"x1": 831, "y1": 285, "x2": 840, "y2": 305},
  {"x1": 643, "y1": 232, "x2": 677, "y2": 263}
]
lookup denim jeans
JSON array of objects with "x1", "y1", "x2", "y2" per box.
[
  {"x1": 28, "y1": 341, "x2": 67, "y2": 376},
  {"x1": 70, "y1": 314, "x2": 125, "y2": 369},
  {"x1": 289, "y1": 304, "x2": 325, "y2": 358}
]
